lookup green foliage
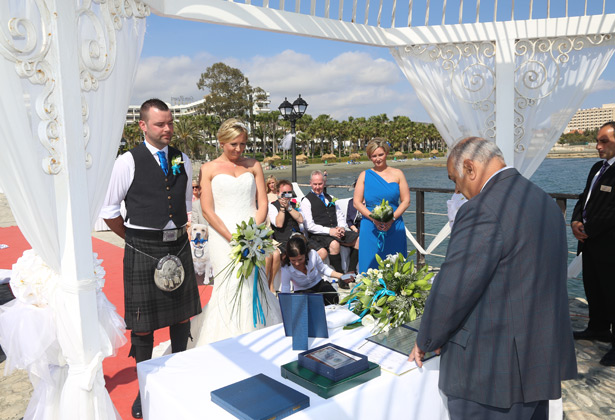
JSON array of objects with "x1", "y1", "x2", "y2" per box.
[
  {"x1": 341, "y1": 251, "x2": 432, "y2": 332},
  {"x1": 197, "y1": 62, "x2": 263, "y2": 121},
  {"x1": 558, "y1": 128, "x2": 598, "y2": 145}
]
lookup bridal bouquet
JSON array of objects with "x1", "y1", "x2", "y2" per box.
[
  {"x1": 222, "y1": 217, "x2": 276, "y2": 327},
  {"x1": 340, "y1": 252, "x2": 433, "y2": 333},
  {"x1": 370, "y1": 199, "x2": 394, "y2": 223}
]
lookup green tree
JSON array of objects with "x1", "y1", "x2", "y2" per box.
[
  {"x1": 197, "y1": 62, "x2": 259, "y2": 120},
  {"x1": 173, "y1": 116, "x2": 202, "y2": 160},
  {"x1": 122, "y1": 123, "x2": 142, "y2": 152},
  {"x1": 390, "y1": 116, "x2": 413, "y2": 153}
]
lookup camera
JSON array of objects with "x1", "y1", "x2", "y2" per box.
[{"x1": 280, "y1": 191, "x2": 296, "y2": 198}]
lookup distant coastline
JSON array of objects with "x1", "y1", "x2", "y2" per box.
[{"x1": 189, "y1": 145, "x2": 598, "y2": 182}]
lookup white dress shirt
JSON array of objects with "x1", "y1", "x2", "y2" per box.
[
  {"x1": 300, "y1": 192, "x2": 347, "y2": 235},
  {"x1": 280, "y1": 249, "x2": 334, "y2": 293},
  {"x1": 100, "y1": 141, "x2": 193, "y2": 230}
]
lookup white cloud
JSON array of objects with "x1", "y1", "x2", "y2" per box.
[
  {"x1": 590, "y1": 78, "x2": 615, "y2": 93},
  {"x1": 245, "y1": 50, "x2": 419, "y2": 119},
  {"x1": 131, "y1": 52, "x2": 215, "y2": 105},
  {"x1": 131, "y1": 49, "x2": 425, "y2": 120}
]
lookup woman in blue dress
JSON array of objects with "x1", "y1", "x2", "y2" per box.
[{"x1": 353, "y1": 138, "x2": 410, "y2": 273}]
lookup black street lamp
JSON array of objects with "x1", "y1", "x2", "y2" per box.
[{"x1": 278, "y1": 95, "x2": 308, "y2": 182}]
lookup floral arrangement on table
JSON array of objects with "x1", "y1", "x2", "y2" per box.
[
  {"x1": 340, "y1": 251, "x2": 433, "y2": 333},
  {"x1": 221, "y1": 217, "x2": 276, "y2": 327},
  {"x1": 370, "y1": 199, "x2": 394, "y2": 222}
]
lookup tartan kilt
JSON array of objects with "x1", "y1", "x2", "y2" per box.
[
  {"x1": 309, "y1": 230, "x2": 359, "y2": 251},
  {"x1": 123, "y1": 229, "x2": 202, "y2": 332}
]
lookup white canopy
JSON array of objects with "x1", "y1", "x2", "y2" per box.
[{"x1": 1, "y1": 0, "x2": 615, "y2": 418}]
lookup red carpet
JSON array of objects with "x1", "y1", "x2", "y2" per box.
[{"x1": 0, "y1": 226, "x2": 212, "y2": 419}]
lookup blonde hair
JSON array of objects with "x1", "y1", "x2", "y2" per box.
[
  {"x1": 266, "y1": 175, "x2": 278, "y2": 193},
  {"x1": 366, "y1": 138, "x2": 390, "y2": 157},
  {"x1": 217, "y1": 118, "x2": 248, "y2": 144}
]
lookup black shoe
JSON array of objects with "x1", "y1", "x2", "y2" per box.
[
  {"x1": 132, "y1": 392, "x2": 142, "y2": 419},
  {"x1": 600, "y1": 347, "x2": 615, "y2": 367},
  {"x1": 573, "y1": 329, "x2": 613, "y2": 342}
]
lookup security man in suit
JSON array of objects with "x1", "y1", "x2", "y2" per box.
[
  {"x1": 571, "y1": 121, "x2": 615, "y2": 366},
  {"x1": 410, "y1": 137, "x2": 577, "y2": 419},
  {"x1": 101, "y1": 99, "x2": 201, "y2": 418}
]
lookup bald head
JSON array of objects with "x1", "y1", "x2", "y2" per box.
[{"x1": 447, "y1": 137, "x2": 506, "y2": 199}]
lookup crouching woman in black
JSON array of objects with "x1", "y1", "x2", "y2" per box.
[{"x1": 280, "y1": 236, "x2": 351, "y2": 305}]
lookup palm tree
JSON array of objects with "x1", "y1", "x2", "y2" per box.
[
  {"x1": 390, "y1": 116, "x2": 413, "y2": 153},
  {"x1": 173, "y1": 117, "x2": 202, "y2": 160},
  {"x1": 310, "y1": 114, "x2": 336, "y2": 158},
  {"x1": 123, "y1": 123, "x2": 142, "y2": 151},
  {"x1": 367, "y1": 114, "x2": 390, "y2": 140}
]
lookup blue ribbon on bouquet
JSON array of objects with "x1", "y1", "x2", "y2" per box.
[
  {"x1": 346, "y1": 278, "x2": 395, "y2": 324},
  {"x1": 252, "y1": 266, "x2": 266, "y2": 328},
  {"x1": 370, "y1": 278, "x2": 396, "y2": 307},
  {"x1": 376, "y1": 231, "x2": 386, "y2": 252}
]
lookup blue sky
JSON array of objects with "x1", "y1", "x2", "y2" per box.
[{"x1": 131, "y1": 1, "x2": 615, "y2": 122}]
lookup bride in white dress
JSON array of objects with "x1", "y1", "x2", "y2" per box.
[{"x1": 190, "y1": 118, "x2": 282, "y2": 346}]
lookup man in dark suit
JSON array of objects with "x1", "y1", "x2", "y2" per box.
[
  {"x1": 409, "y1": 137, "x2": 577, "y2": 419},
  {"x1": 571, "y1": 121, "x2": 615, "y2": 366}
]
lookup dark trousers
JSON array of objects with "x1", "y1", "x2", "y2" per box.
[
  {"x1": 447, "y1": 397, "x2": 548, "y2": 420},
  {"x1": 296, "y1": 279, "x2": 339, "y2": 305},
  {"x1": 582, "y1": 239, "x2": 615, "y2": 332}
]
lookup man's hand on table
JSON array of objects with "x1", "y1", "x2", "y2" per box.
[{"x1": 408, "y1": 343, "x2": 440, "y2": 368}]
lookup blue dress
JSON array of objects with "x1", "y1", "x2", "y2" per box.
[{"x1": 358, "y1": 169, "x2": 407, "y2": 273}]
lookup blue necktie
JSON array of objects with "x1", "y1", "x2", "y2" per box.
[
  {"x1": 157, "y1": 151, "x2": 168, "y2": 175},
  {"x1": 318, "y1": 193, "x2": 326, "y2": 204},
  {"x1": 591, "y1": 161, "x2": 610, "y2": 192}
]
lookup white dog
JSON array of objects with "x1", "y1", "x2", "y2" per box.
[{"x1": 190, "y1": 223, "x2": 213, "y2": 282}]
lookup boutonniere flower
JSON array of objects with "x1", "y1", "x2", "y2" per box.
[
  {"x1": 171, "y1": 156, "x2": 184, "y2": 175},
  {"x1": 327, "y1": 196, "x2": 338, "y2": 208}
]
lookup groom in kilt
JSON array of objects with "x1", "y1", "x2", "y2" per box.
[{"x1": 101, "y1": 99, "x2": 201, "y2": 418}]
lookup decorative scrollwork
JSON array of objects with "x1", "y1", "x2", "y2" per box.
[
  {"x1": 403, "y1": 42, "x2": 496, "y2": 141},
  {"x1": 513, "y1": 34, "x2": 615, "y2": 153},
  {"x1": 0, "y1": 0, "x2": 149, "y2": 174}
]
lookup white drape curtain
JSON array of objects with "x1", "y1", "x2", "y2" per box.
[
  {"x1": 0, "y1": 1, "x2": 147, "y2": 419},
  {"x1": 391, "y1": 37, "x2": 615, "y2": 178},
  {"x1": 513, "y1": 37, "x2": 615, "y2": 176},
  {"x1": 391, "y1": 37, "x2": 615, "y2": 256},
  {"x1": 391, "y1": 42, "x2": 497, "y2": 148}
]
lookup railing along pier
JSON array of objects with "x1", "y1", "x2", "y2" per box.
[{"x1": 302, "y1": 184, "x2": 581, "y2": 268}]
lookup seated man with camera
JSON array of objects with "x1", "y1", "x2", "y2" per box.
[{"x1": 267, "y1": 180, "x2": 326, "y2": 289}]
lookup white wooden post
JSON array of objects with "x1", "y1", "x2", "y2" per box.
[
  {"x1": 494, "y1": 34, "x2": 516, "y2": 166},
  {"x1": 50, "y1": 2, "x2": 101, "y2": 414}
]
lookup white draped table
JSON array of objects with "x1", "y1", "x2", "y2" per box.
[{"x1": 137, "y1": 322, "x2": 449, "y2": 420}]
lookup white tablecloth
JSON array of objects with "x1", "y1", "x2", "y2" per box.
[{"x1": 137, "y1": 323, "x2": 449, "y2": 420}]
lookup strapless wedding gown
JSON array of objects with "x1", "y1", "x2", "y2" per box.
[{"x1": 190, "y1": 172, "x2": 282, "y2": 346}]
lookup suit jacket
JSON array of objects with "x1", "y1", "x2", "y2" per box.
[
  {"x1": 571, "y1": 160, "x2": 615, "y2": 254},
  {"x1": 417, "y1": 168, "x2": 577, "y2": 408}
]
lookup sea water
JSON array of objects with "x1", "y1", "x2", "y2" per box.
[{"x1": 323, "y1": 157, "x2": 597, "y2": 298}]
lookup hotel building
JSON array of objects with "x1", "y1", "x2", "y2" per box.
[{"x1": 564, "y1": 103, "x2": 615, "y2": 133}]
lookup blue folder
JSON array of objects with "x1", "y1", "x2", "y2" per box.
[
  {"x1": 278, "y1": 293, "x2": 328, "y2": 350},
  {"x1": 211, "y1": 373, "x2": 309, "y2": 420}
]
